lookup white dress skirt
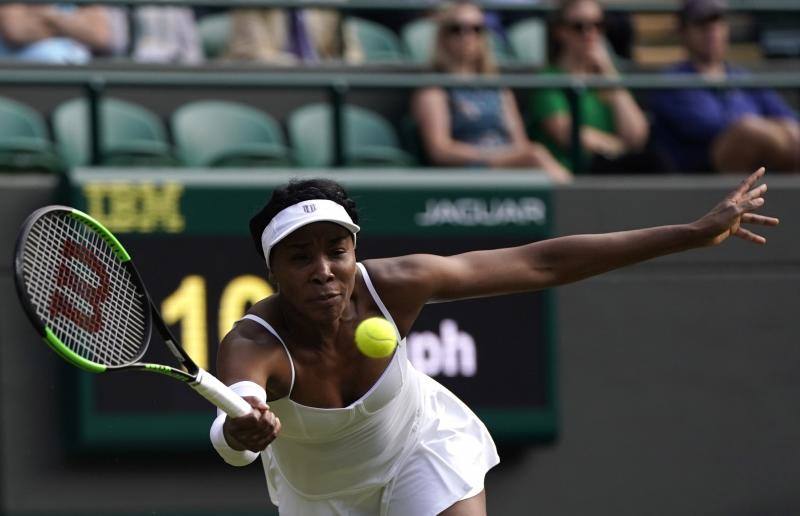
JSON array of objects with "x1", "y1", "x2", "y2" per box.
[{"x1": 264, "y1": 368, "x2": 500, "y2": 516}]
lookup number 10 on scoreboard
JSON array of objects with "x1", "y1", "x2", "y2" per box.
[{"x1": 161, "y1": 274, "x2": 273, "y2": 369}]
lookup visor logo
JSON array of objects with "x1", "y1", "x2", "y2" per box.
[{"x1": 302, "y1": 204, "x2": 316, "y2": 214}]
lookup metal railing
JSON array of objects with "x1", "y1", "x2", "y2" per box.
[
  {"x1": 1, "y1": 0, "x2": 799, "y2": 12},
  {"x1": 0, "y1": 69, "x2": 799, "y2": 173}
]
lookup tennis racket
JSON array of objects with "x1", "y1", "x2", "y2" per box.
[{"x1": 13, "y1": 205, "x2": 251, "y2": 418}]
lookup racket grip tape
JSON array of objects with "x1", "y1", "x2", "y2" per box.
[{"x1": 191, "y1": 369, "x2": 252, "y2": 417}]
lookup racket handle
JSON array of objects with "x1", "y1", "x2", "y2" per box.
[{"x1": 191, "y1": 368, "x2": 253, "y2": 418}]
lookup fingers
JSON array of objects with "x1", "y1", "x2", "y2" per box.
[
  {"x1": 731, "y1": 166, "x2": 766, "y2": 198},
  {"x1": 738, "y1": 179, "x2": 778, "y2": 222},
  {"x1": 227, "y1": 407, "x2": 281, "y2": 452},
  {"x1": 734, "y1": 197, "x2": 778, "y2": 246},
  {"x1": 734, "y1": 226, "x2": 767, "y2": 245},
  {"x1": 742, "y1": 213, "x2": 780, "y2": 226},
  {"x1": 742, "y1": 183, "x2": 767, "y2": 201},
  {"x1": 743, "y1": 197, "x2": 765, "y2": 212},
  {"x1": 242, "y1": 395, "x2": 269, "y2": 412}
]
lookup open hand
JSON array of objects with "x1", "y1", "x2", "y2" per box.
[
  {"x1": 223, "y1": 396, "x2": 281, "y2": 452},
  {"x1": 693, "y1": 167, "x2": 779, "y2": 246}
]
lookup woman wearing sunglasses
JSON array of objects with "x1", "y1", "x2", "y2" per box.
[
  {"x1": 411, "y1": 1, "x2": 572, "y2": 183},
  {"x1": 528, "y1": 0, "x2": 665, "y2": 174}
]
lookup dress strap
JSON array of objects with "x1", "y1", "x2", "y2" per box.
[
  {"x1": 239, "y1": 314, "x2": 296, "y2": 396},
  {"x1": 356, "y1": 262, "x2": 400, "y2": 340}
]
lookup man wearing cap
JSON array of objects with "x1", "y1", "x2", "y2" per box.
[{"x1": 649, "y1": 0, "x2": 799, "y2": 173}]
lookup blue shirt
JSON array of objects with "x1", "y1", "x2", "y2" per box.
[
  {"x1": 447, "y1": 88, "x2": 511, "y2": 148},
  {"x1": 0, "y1": 37, "x2": 90, "y2": 63},
  {"x1": 649, "y1": 61, "x2": 797, "y2": 172}
]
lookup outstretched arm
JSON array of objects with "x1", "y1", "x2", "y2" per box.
[{"x1": 371, "y1": 168, "x2": 778, "y2": 323}]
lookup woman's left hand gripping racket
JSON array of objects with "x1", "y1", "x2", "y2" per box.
[{"x1": 13, "y1": 205, "x2": 252, "y2": 418}]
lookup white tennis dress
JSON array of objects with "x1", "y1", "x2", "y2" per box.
[{"x1": 215, "y1": 263, "x2": 499, "y2": 515}]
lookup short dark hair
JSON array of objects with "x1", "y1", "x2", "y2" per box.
[
  {"x1": 678, "y1": 0, "x2": 727, "y2": 27},
  {"x1": 249, "y1": 178, "x2": 360, "y2": 263}
]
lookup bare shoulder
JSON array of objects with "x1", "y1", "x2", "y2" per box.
[
  {"x1": 362, "y1": 255, "x2": 442, "y2": 290},
  {"x1": 412, "y1": 86, "x2": 446, "y2": 106},
  {"x1": 360, "y1": 255, "x2": 453, "y2": 332},
  {"x1": 216, "y1": 297, "x2": 292, "y2": 397}
]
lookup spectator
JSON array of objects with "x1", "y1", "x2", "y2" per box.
[
  {"x1": 131, "y1": 7, "x2": 203, "y2": 65},
  {"x1": 528, "y1": 0, "x2": 663, "y2": 174},
  {"x1": 411, "y1": 0, "x2": 571, "y2": 182},
  {"x1": 0, "y1": 4, "x2": 124, "y2": 64},
  {"x1": 225, "y1": 8, "x2": 362, "y2": 64},
  {"x1": 649, "y1": 0, "x2": 800, "y2": 173}
]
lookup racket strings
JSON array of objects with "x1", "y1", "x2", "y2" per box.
[{"x1": 21, "y1": 212, "x2": 147, "y2": 367}]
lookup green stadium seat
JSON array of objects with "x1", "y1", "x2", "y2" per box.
[
  {"x1": 508, "y1": 18, "x2": 547, "y2": 67},
  {"x1": 401, "y1": 17, "x2": 514, "y2": 65},
  {"x1": 287, "y1": 103, "x2": 416, "y2": 168},
  {"x1": 346, "y1": 16, "x2": 405, "y2": 63},
  {"x1": 52, "y1": 97, "x2": 177, "y2": 168},
  {"x1": 198, "y1": 12, "x2": 231, "y2": 59},
  {"x1": 401, "y1": 18, "x2": 436, "y2": 64},
  {"x1": 172, "y1": 100, "x2": 291, "y2": 167},
  {"x1": 0, "y1": 96, "x2": 62, "y2": 173},
  {"x1": 492, "y1": 35, "x2": 515, "y2": 65}
]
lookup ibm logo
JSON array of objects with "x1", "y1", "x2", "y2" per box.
[{"x1": 302, "y1": 204, "x2": 317, "y2": 214}]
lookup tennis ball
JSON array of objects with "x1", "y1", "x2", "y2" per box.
[{"x1": 354, "y1": 317, "x2": 397, "y2": 358}]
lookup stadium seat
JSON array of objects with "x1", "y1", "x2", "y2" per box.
[
  {"x1": 172, "y1": 100, "x2": 291, "y2": 167},
  {"x1": 492, "y1": 35, "x2": 515, "y2": 65},
  {"x1": 508, "y1": 18, "x2": 547, "y2": 67},
  {"x1": 399, "y1": 115, "x2": 429, "y2": 166},
  {"x1": 287, "y1": 103, "x2": 416, "y2": 168},
  {"x1": 0, "y1": 96, "x2": 62, "y2": 173},
  {"x1": 346, "y1": 16, "x2": 405, "y2": 63},
  {"x1": 401, "y1": 18, "x2": 436, "y2": 64},
  {"x1": 52, "y1": 97, "x2": 177, "y2": 168},
  {"x1": 198, "y1": 12, "x2": 231, "y2": 59},
  {"x1": 401, "y1": 17, "x2": 513, "y2": 65}
]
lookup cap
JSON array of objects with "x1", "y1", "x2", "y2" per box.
[
  {"x1": 680, "y1": 0, "x2": 727, "y2": 23},
  {"x1": 260, "y1": 199, "x2": 360, "y2": 266}
]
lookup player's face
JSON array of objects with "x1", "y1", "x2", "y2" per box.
[
  {"x1": 270, "y1": 222, "x2": 357, "y2": 322},
  {"x1": 684, "y1": 15, "x2": 729, "y2": 65}
]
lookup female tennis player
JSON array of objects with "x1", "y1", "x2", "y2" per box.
[{"x1": 210, "y1": 167, "x2": 777, "y2": 515}]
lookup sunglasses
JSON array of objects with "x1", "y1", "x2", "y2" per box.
[
  {"x1": 444, "y1": 22, "x2": 486, "y2": 36},
  {"x1": 564, "y1": 19, "x2": 605, "y2": 34}
]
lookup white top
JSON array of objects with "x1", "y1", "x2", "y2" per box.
[{"x1": 242, "y1": 263, "x2": 422, "y2": 499}]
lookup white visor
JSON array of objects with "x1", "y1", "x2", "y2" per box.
[{"x1": 261, "y1": 199, "x2": 360, "y2": 266}]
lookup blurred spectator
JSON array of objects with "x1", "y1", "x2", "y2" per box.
[
  {"x1": 649, "y1": 0, "x2": 800, "y2": 173},
  {"x1": 411, "y1": 0, "x2": 571, "y2": 182},
  {"x1": 225, "y1": 8, "x2": 362, "y2": 64},
  {"x1": 132, "y1": 7, "x2": 203, "y2": 64},
  {"x1": 528, "y1": 0, "x2": 665, "y2": 174},
  {"x1": 0, "y1": 4, "x2": 125, "y2": 64}
]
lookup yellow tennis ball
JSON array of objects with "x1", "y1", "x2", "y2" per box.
[{"x1": 354, "y1": 317, "x2": 397, "y2": 358}]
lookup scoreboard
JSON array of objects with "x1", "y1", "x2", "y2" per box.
[{"x1": 65, "y1": 169, "x2": 558, "y2": 449}]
